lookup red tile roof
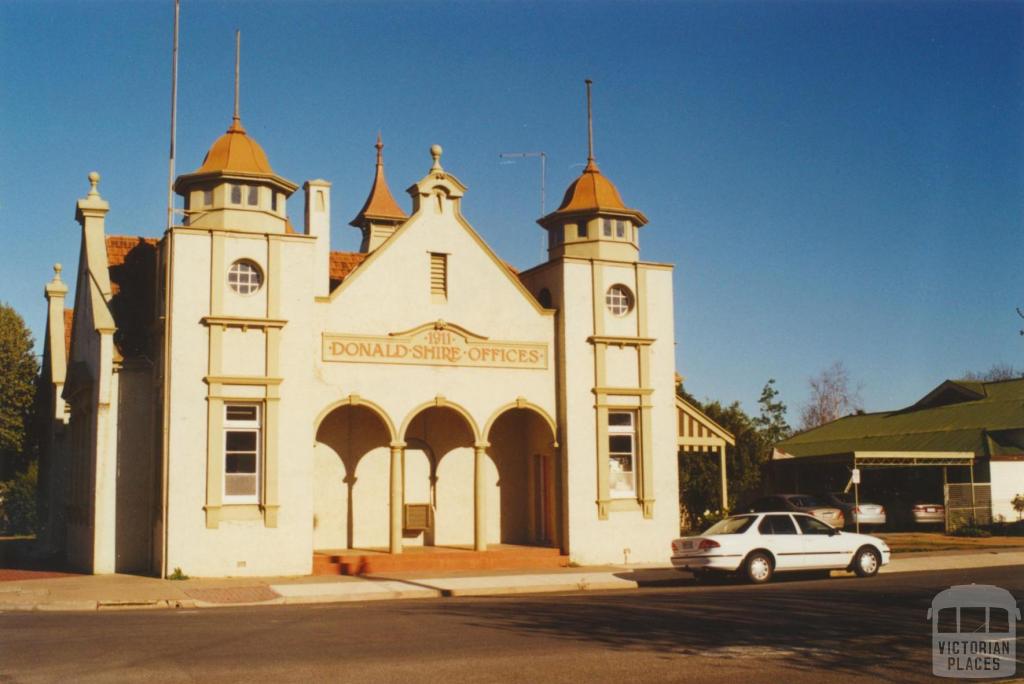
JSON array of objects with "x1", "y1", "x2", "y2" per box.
[
  {"x1": 106, "y1": 236, "x2": 159, "y2": 295},
  {"x1": 330, "y1": 251, "x2": 368, "y2": 290},
  {"x1": 106, "y1": 235, "x2": 159, "y2": 266},
  {"x1": 104, "y1": 235, "x2": 159, "y2": 357}
]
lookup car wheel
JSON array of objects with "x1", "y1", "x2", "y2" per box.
[
  {"x1": 853, "y1": 546, "x2": 880, "y2": 578},
  {"x1": 744, "y1": 551, "x2": 774, "y2": 584}
]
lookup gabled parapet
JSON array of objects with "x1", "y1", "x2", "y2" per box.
[{"x1": 406, "y1": 145, "x2": 467, "y2": 218}]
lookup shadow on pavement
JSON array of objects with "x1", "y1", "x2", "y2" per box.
[
  {"x1": 415, "y1": 574, "x2": 946, "y2": 683},
  {"x1": 0, "y1": 537, "x2": 82, "y2": 579}
]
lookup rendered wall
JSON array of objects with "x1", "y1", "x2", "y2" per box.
[
  {"x1": 164, "y1": 230, "x2": 317, "y2": 577},
  {"x1": 990, "y1": 461, "x2": 1024, "y2": 522},
  {"x1": 114, "y1": 363, "x2": 156, "y2": 573}
]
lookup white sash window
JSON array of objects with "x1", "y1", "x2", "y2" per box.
[
  {"x1": 224, "y1": 404, "x2": 261, "y2": 503},
  {"x1": 608, "y1": 411, "x2": 637, "y2": 498}
]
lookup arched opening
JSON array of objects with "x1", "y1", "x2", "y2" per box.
[
  {"x1": 486, "y1": 407, "x2": 560, "y2": 547},
  {"x1": 313, "y1": 404, "x2": 392, "y2": 551},
  {"x1": 402, "y1": 405, "x2": 477, "y2": 547}
]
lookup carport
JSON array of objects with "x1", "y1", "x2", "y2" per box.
[
  {"x1": 773, "y1": 378, "x2": 1024, "y2": 530},
  {"x1": 772, "y1": 449, "x2": 979, "y2": 531}
]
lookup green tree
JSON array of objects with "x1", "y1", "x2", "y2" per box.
[
  {"x1": 678, "y1": 382, "x2": 787, "y2": 531},
  {"x1": 0, "y1": 462, "x2": 38, "y2": 535},
  {"x1": 700, "y1": 400, "x2": 766, "y2": 512},
  {"x1": 753, "y1": 378, "x2": 791, "y2": 447},
  {"x1": 0, "y1": 304, "x2": 38, "y2": 478}
]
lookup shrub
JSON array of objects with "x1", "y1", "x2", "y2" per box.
[
  {"x1": 0, "y1": 463, "x2": 37, "y2": 535},
  {"x1": 950, "y1": 525, "x2": 991, "y2": 538},
  {"x1": 168, "y1": 567, "x2": 189, "y2": 580},
  {"x1": 988, "y1": 520, "x2": 1024, "y2": 537}
]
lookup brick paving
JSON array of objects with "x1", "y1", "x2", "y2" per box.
[
  {"x1": 0, "y1": 569, "x2": 78, "y2": 582},
  {"x1": 184, "y1": 585, "x2": 280, "y2": 604}
]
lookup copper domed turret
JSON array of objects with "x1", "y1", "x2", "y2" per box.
[{"x1": 538, "y1": 80, "x2": 647, "y2": 262}]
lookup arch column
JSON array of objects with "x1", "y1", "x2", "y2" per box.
[
  {"x1": 390, "y1": 441, "x2": 406, "y2": 554},
  {"x1": 474, "y1": 441, "x2": 489, "y2": 551}
]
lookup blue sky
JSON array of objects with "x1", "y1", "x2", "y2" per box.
[{"x1": 1, "y1": 0, "x2": 1021, "y2": 419}]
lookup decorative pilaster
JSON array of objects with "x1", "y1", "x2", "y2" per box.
[
  {"x1": 474, "y1": 442, "x2": 489, "y2": 551},
  {"x1": 389, "y1": 442, "x2": 405, "y2": 554}
]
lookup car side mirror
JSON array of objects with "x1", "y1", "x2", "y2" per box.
[{"x1": 829, "y1": 528, "x2": 840, "y2": 536}]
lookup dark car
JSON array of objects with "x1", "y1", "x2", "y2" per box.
[{"x1": 740, "y1": 494, "x2": 846, "y2": 528}]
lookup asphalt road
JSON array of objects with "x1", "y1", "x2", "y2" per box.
[{"x1": 1, "y1": 566, "x2": 1021, "y2": 683}]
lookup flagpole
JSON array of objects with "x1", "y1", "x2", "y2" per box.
[{"x1": 166, "y1": 0, "x2": 180, "y2": 231}]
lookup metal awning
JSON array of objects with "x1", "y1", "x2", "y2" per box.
[
  {"x1": 852, "y1": 451, "x2": 975, "y2": 468},
  {"x1": 773, "y1": 449, "x2": 975, "y2": 468}
]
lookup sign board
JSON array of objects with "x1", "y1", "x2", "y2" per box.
[
  {"x1": 851, "y1": 468, "x2": 861, "y2": 484},
  {"x1": 323, "y1": 322, "x2": 548, "y2": 370}
]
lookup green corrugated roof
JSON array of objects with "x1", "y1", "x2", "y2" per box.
[{"x1": 775, "y1": 378, "x2": 1024, "y2": 459}]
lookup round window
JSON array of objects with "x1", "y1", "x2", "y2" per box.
[
  {"x1": 605, "y1": 285, "x2": 634, "y2": 316},
  {"x1": 227, "y1": 260, "x2": 263, "y2": 295}
]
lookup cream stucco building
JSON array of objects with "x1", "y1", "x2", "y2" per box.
[{"x1": 37, "y1": 101, "x2": 697, "y2": 577}]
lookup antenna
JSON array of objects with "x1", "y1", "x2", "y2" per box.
[
  {"x1": 233, "y1": 30, "x2": 241, "y2": 122},
  {"x1": 499, "y1": 151, "x2": 547, "y2": 261},
  {"x1": 498, "y1": 152, "x2": 547, "y2": 216},
  {"x1": 585, "y1": 78, "x2": 595, "y2": 167},
  {"x1": 165, "y1": 0, "x2": 180, "y2": 231}
]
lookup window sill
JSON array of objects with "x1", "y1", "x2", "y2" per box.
[{"x1": 204, "y1": 504, "x2": 278, "y2": 528}]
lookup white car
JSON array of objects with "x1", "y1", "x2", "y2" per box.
[{"x1": 671, "y1": 512, "x2": 891, "y2": 584}]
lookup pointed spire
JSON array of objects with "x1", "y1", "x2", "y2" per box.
[
  {"x1": 350, "y1": 133, "x2": 408, "y2": 228},
  {"x1": 536, "y1": 79, "x2": 648, "y2": 231},
  {"x1": 232, "y1": 30, "x2": 241, "y2": 128},
  {"x1": 585, "y1": 79, "x2": 597, "y2": 172}
]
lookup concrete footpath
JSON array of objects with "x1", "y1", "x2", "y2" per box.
[{"x1": 1, "y1": 548, "x2": 1021, "y2": 613}]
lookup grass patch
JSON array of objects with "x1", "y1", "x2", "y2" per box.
[{"x1": 167, "y1": 567, "x2": 190, "y2": 580}]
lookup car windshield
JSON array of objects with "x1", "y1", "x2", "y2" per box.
[
  {"x1": 703, "y1": 515, "x2": 756, "y2": 535},
  {"x1": 829, "y1": 492, "x2": 853, "y2": 504},
  {"x1": 790, "y1": 495, "x2": 826, "y2": 507}
]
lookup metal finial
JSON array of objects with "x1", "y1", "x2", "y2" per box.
[
  {"x1": 585, "y1": 79, "x2": 595, "y2": 168},
  {"x1": 376, "y1": 131, "x2": 384, "y2": 167},
  {"x1": 430, "y1": 144, "x2": 443, "y2": 172},
  {"x1": 233, "y1": 30, "x2": 241, "y2": 123},
  {"x1": 88, "y1": 171, "x2": 100, "y2": 197}
]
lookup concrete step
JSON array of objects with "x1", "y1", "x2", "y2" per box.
[{"x1": 313, "y1": 546, "x2": 568, "y2": 576}]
